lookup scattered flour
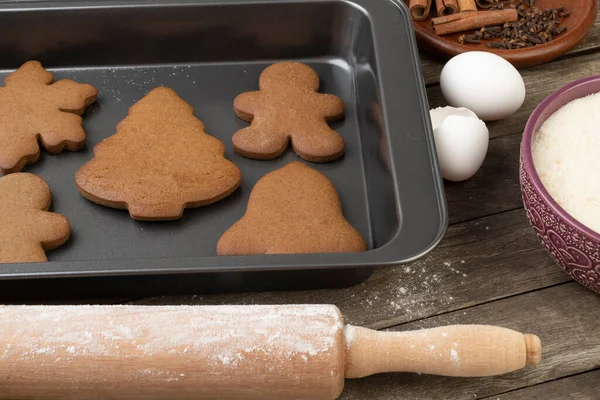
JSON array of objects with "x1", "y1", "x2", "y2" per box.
[
  {"x1": 355, "y1": 259, "x2": 469, "y2": 319},
  {"x1": 533, "y1": 92, "x2": 600, "y2": 233}
]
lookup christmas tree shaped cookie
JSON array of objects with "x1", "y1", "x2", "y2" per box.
[
  {"x1": 0, "y1": 61, "x2": 98, "y2": 174},
  {"x1": 233, "y1": 62, "x2": 345, "y2": 162},
  {"x1": 75, "y1": 87, "x2": 242, "y2": 221},
  {"x1": 0, "y1": 173, "x2": 70, "y2": 263},
  {"x1": 217, "y1": 162, "x2": 366, "y2": 255}
]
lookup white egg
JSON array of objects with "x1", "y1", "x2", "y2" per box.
[
  {"x1": 430, "y1": 106, "x2": 489, "y2": 182},
  {"x1": 440, "y1": 51, "x2": 526, "y2": 121}
]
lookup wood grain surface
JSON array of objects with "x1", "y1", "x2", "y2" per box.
[
  {"x1": 121, "y1": 10, "x2": 600, "y2": 400},
  {"x1": 491, "y1": 370, "x2": 600, "y2": 399}
]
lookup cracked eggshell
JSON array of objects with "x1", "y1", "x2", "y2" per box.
[
  {"x1": 440, "y1": 51, "x2": 526, "y2": 121},
  {"x1": 431, "y1": 106, "x2": 489, "y2": 182}
]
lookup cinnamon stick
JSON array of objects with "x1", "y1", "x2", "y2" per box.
[
  {"x1": 458, "y1": 0, "x2": 477, "y2": 12},
  {"x1": 436, "y1": 0, "x2": 459, "y2": 16},
  {"x1": 433, "y1": 9, "x2": 518, "y2": 35},
  {"x1": 432, "y1": 11, "x2": 474, "y2": 25},
  {"x1": 409, "y1": 0, "x2": 433, "y2": 21},
  {"x1": 475, "y1": 0, "x2": 495, "y2": 8}
]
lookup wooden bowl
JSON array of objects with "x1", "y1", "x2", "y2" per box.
[{"x1": 405, "y1": 0, "x2": 598, "y2": 68}]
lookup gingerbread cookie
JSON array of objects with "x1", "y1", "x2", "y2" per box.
[
  {"x1": 0, "y1": 61, "x2": 98, "y2": 174},
  {"x1": 233, "y1": 62, "x2": 345, "y2": 162},
  {"x1": 75, "y1": 87, "x2": 242, "y2": 221},
  {"x1": 217, "y1": 162, "x2": 366, "y2": 255},
  {"x1": 0, "y1": 173, "x2": 70, "y2": 263}
]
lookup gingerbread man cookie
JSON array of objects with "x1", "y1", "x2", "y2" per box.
[
  {"x1": 0, "y1": 61, "x2": 98, "y2": 174},
  {"x1": 233, "y1": 62, "x2": 345, "y2": 162},
  {"x1": 0, "y1": 173, "x2": 71, "y2": 263},
  {"x1": 75, "y1": 87, "x2": 242, "y2": 221},
  {"x1": 217, "y1": 162, "x2": 366, "y2": 255}
]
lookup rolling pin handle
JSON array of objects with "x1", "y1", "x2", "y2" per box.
[
  {"x1": 344, "y1": 324, "x2": 542, "y2": 378},
  {"x1": 524, "y1": 333, "x2": 542, "y2": 366}
]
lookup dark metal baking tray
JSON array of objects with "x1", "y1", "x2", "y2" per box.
[{"x1": 0, "y1": 0, "x2": 447, "y2": 301}]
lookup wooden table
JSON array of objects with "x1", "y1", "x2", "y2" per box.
[{"x1": 127, "y1": 14, "x2": 600, "y2": 400}]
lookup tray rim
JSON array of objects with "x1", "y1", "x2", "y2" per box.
[{"x1": 0, "y1": 0, "x2": 448, "y2": 280}]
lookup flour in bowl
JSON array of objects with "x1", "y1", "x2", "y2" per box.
[{"x1": 533, "y1": 92, "x2": 600, "y2": 233}]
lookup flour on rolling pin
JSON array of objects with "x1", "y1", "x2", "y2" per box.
[
  {"x1": 0, "y1": 305, "x2": 346, "y2": 400},
  {"x1": 1, "y1": 305, "x2": 342, "y2": 362}
]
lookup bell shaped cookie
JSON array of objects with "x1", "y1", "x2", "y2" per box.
[{"x1": 217, "y1": 162, "x2": 366, "y2": 255}]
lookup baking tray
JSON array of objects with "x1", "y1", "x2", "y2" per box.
[{"x1": 0, "y1": 0, "x2": 447, "y2": 301}]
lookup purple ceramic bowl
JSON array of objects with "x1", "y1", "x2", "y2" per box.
[{"x1": 521, "y1": 75, "x2": 600, "y2": 295}]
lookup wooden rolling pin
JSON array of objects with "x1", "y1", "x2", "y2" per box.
[{"x1": 0, "y1": 305, "x2": 541, "y2": 400}]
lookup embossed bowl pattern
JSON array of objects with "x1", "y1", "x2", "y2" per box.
[{"x1": 520, "y1": 75, "x2": 600, "y2": 295}]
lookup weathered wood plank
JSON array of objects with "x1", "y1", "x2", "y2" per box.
[
  {"x1": 339, "y1": 282, "x2": 600, "y2": 400},
  {"x1": 489, "y1": 370, "x2": 600, "y2": 400},
  {"x1": 130, "y1": 208, "x2": 570, "y2": 329},
  {"x1": 420, "y1": 12, "x2": 600, "y2": 86},
  {"x1": 445, "y1": 133, "x2": 522, "y2": 225},
  {"x1": 426, "y1": 50, "x2": 600, "y2": 140},
  {"x1": 564, "y1": 13, "x2": 600, "y2": 57},
  {"x1": 419, "y1": 53, "x2": 443, "y2": 87}
]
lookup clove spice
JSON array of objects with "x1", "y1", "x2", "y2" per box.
[
  {"x1": 459, "y1": 34, "x2": 481, "y2": 44},
  {"x1": 455, "y1": 0, "x2": 570, "y2": 49}
]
